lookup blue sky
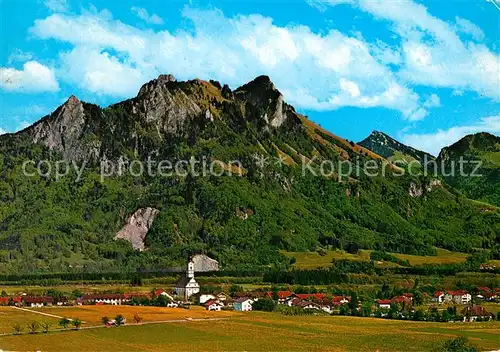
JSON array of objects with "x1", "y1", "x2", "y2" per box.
[{"x1": 0, "y1": 0, "x2": 499, "y2": 155}]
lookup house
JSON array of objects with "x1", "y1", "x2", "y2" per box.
[
  {"x1": 392, "y1": 296, "x2": 412, "y2": 306},
  {"x1": 167, "y1": 302, "x2": 179, "y2": 308},
  {"x1": 11, "y1": 296, "x2": 22, "y2": 307},
  {"x1": 445, "y1": 290, "x2": 471, "y2": 304},
  {"x1": 376, "y1": 299, "x2": 392, "y2": 309},
  {"x1": 215, "y1": 292, "x2": 229, "y2": 302},
  {"x1": 154, "y1": 289, "x2": 174, "y2": 301},
  {"x1": 462, "y1": 306, "x2": 491, "y2": 322},
  {"x1": 199, "y1": 294, "x2": 216, "y2": 304},
  {"x1": 332, "y1": 296, "x2": 350, "y2": 306},
  {"x1": 296, "y1": 301, "x2": 321, "y2": 310},
  {"x1": 204, "y1": 299, "x2": 223, "y2": 311},
  {"x1": 81, "y1": 294, "x2": 128, "y2": 305},
  {"x1": 234, "y1": 297, "x2": 253, "y2": 312},
  {"x1": 295, "y1": 293, "x2": 325, "y2": 301},
  {"x1": 266, "y1": 291, "x2": 294, "y2": 304},
  {"x1": 432, "y1": 291, "x2": 445, "y2": 303},
  {"x1": 0, "y1": 297, "x2": 9, "y2": 306},
  {"x1": 23, "y1": 296, "x2": 53, "y2": 308},
  {"x1": 175, "y1": 258, "x2": 200, "y2": 301},
  {"x1": 401, "y1": 293, "x2": 413, "y2": 301}
]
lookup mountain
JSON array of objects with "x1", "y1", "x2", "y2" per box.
[
  {"x1": 437, "y1": 132, "x2": 500, "y2": 207},
  {"x1": 0, "y1": 75, "x2": 498, "y2": 274},
  {"x1": 359, "y1": 131, "x2": 435, "y2": 166}
]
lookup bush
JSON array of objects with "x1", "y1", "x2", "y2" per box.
[
  {"x1": 252, "y1": 298, "x2": 276, "y2": 312},
  {"x1": 435, "y1": 337, "x2": 478, "y2": 352}
]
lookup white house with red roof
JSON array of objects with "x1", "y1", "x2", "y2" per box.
[
  {"x1": 432, "y1": 291, "x2": 445, "y2": 303},
  {"x1": 376, "y1": 299, "x2": 392, "y2": 309},
  {"x1": 204, "y1": 299, "x2": 222, "y2": 311},
  {"x1": 444, "y1": 290, "x2": 471, "y2": 304}
]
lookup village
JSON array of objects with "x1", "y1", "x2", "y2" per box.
[{"x1": 1, "y1": 257, "x2": 499, "y2": 325}]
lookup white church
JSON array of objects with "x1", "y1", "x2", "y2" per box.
[{"x1": 174, "y1": 257, "x2": 200, "y2": 300}]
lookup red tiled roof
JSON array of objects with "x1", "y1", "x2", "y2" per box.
[
  {"x1": 12, "y1": 296, "x2": 22, "y2": 303},
  {"x1": 204, "y1": 299, "x2": 221, "y2": 307},
  {"x1": 476, "y1": 287, "x2": 490, "y2": 292},
  {"x1": 402, "y1": 293, "x2": 413, "y2": 298},
  {"x1": 376, "y1": 299, "x2": 392, "y2": 305},
  {"x1": 82, "y1": 294, "x2": 126, "y2": 300},
  {"x1": 265, "y1": 291, "x2": 294, "y2": 299},
  {"x1": 462, "y1": 306, "x2": 490, "y2": 317},
  {"x1": 448, "y1": 290, "x2": 467, "y2": 296},
  {"x1": 154, "y1": 289, "x2": 166, "y2": 296},
  {"x1": 0, "y1": 297, "x2": 9, "y2": 304},
  {"x1": 433, "y1": 291, "x2": 445, "y2": 297},
  {"x1": 23, "y1": 296, "x2": 53, "y2": 304},
  {"x1": 295, "y1": 293, "x2": 325, "y2": 300}
]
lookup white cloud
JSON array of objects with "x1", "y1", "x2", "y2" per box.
[
  {"x1": 401, "y1": 115, "x2": 500, "y2": 155},
  {"x1": 44, "y1": 0, "x2": 68, "y2": 12},
  {"x1": 423, "y1": 93, "x2": 441, "y2": 108},
  {"x1": 0, "y1": 128, "x2": 6, "y2": 135},
  {"x1": 29, "y1": 8, "x2": 429, "y2": 119},
  {"x1": 455, "y1": 16, "x2": 485, "y2": 41},
  {"x1": 131, "y1": 7, "x2": 164, "y2": 25},
  {"x1": 310, "y1": 0, "x2": 500, "y2": 101},
  {"x1": 8, "y1": 49, "x2": 33, "y2": 64},
  {"x1": 0, "y1": 61, "x2": 59, "y2": 93}
]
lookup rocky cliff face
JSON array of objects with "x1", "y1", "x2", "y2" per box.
[
  {"x1": 191, "y1": 254, "x2": 219, "y2": 272},
  {"x1": 19, "y1": 75, "x2": 296, "y2": 163},
  {"x1": 115, "y1": 207, "x2": 160, "y2": 251},
  {"x1": 29, "y1": 95, "x2": 100, "y2": 161}
]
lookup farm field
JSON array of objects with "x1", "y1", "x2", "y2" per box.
[
  {"x1": 284, "y1": 248, "x2": 469, "y2": 269},
  {"x1": 0, "y1": 309, "x2": 499, "y2": 351},
  {"x1": 31, "y1": 305, "x2": 242, "y2": 326},
  {"x1": 0, "y1": 307, "x2": 60, "y2": 334}
]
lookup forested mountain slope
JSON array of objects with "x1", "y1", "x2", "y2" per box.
[
  {"x1": 0, "y1": 75, "x2": 498, "y2": 274},
  {"x1": 437, "y1": 132, "x2": 500, "y2": 207}
]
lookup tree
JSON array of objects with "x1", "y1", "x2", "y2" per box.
[
  {"x1": 27, "y1": 321, "x2": 39, "y2": 334},
  {"x1": 114, "y1": 315, "x2": 125, "y2": 327},
  {"x1": 252, "y1": 298, "x2": 276, "y2": 312},
  {"x1": 41, "y1": 321, "x2": 52, "y2": 334},
  {"x1": 72, "y1": 318, "x2": 82, "y2": 330},
  {"x1": 101, "y1": 316, "x2": 110, "y2": 326},
  {"x1": 437, "y1": 337, "x2": 478, "y2": 352},
  {"x1": 59, "y1": 318, "x2": 70, "y2": 330},
  {"x1": 133, "y1": 313, "x2": 143, "y2": 324},
  {"x1": 12, "y1": 323, "x2": 23, "y2": 335}
]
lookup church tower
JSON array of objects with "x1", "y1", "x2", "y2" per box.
[{"x1": 187, "y1": 259, "x2": 195, "y2": 279}]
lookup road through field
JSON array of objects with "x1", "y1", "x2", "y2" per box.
[{"x1": 9, "y1": 307, "x2": 69, "y2": 320}]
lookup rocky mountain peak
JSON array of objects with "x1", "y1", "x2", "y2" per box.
[
  {"x1": 235, "y1": 75, "x2": 287, "y2": 128},
  {"x1": 137, "y1": 74, "x2": 177, "y2": 97}
]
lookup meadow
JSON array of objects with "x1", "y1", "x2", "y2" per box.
[
  {"x1": 284, "y1": 248, "x2": 469, "y2": 269},
  {"x1": 0, "y1": 307, "x2": 498, "y2": 351}
]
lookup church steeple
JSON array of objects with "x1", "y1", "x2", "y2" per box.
[{"x1": 187, "y1": 259, "x2": 195, "y2": 279}]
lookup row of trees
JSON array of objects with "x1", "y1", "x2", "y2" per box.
[{"x1": 12, "y1": 318, "x2": 82, "y2": 335}]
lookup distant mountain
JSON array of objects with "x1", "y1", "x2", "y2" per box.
[
  {"x1": 437, "y1": 132, "x2": 500, "y2": 206},
  {"x1": 0, "y1": 75, "x2": 498, "y2": 274},
  {"x1": 359, "y1": 131, "x2": 435, "y2": 166}
]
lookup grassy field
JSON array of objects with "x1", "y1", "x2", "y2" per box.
[
  {"x1": 0, "y1": 307, "x2": 60, "y2": 334},
  {"x1": 31, "y1": 305, "x2": 242, "y2": 326},
  {"x1": 284, "y1": 248, "x2": 469, "y2": 269},
  {"x1": 0, "y1": 308, "x2": 498, "y2": 351}
]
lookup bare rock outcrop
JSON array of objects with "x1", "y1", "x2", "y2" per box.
[
  {"x1": 115, "y1": 207, "x2": 160, "y2": 251},
  {"x1": 191, "y1": 254, "x2": 219, "y2": 272}
]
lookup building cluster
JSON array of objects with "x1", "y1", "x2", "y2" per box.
[
  {"x1": 432, "y1": 287, "x2": 499, "y2": 304},
  {"x1": 199, "y1": 291, "x2": 352, "y2": 313}
]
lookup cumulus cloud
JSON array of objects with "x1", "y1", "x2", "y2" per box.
[
  {"x1": 131, "y1": 7, "x2": 164, "y2": 25},
  {"x1": 29, "y1": 7, "x2": 429, "y2": 118},
  {"x1": 401, "y1": 115, "x2": 500, "y2": 155},
  {"x1": 0, "y1": 127, "x2": 6, "y2": 135},
  {"x1": 0, "y1": 61, "x2": 59, "y2": 93},
  {"x1": 310, "y1": 0, "x2": 500, "y2": 101},
  {"x1": 44, "y1": 0, "x2": 68, "y2": 12}
]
